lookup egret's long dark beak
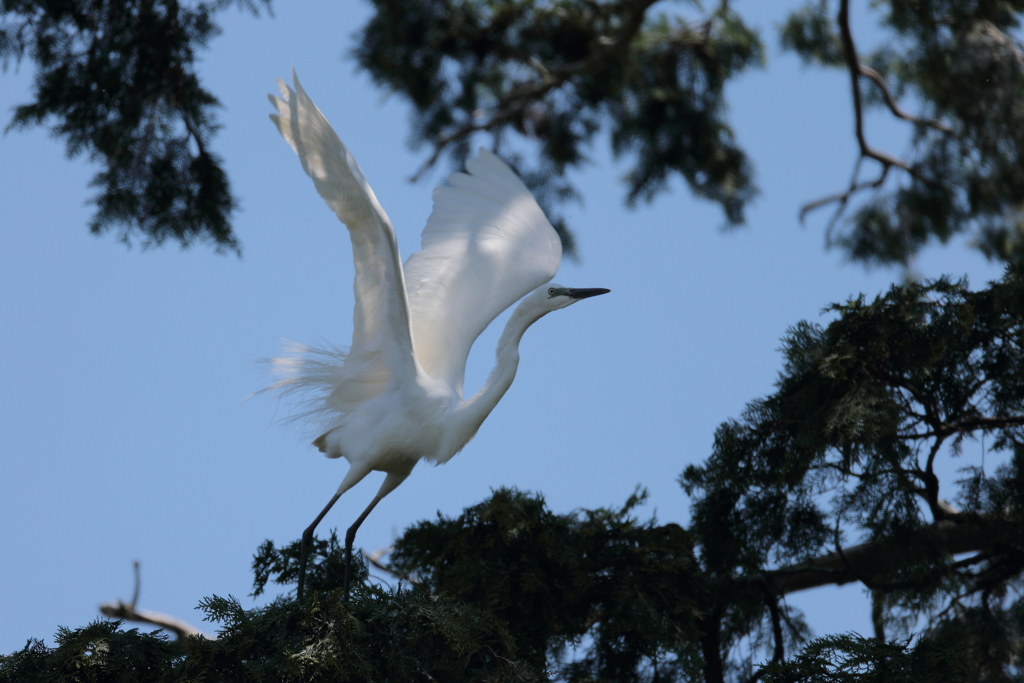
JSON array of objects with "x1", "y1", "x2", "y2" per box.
[{"x1": 566, "y1": 288, "x2": 611, "y2": 300}]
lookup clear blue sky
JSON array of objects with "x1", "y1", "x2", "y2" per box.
[{"x1": 0, "y1": 0, "x2": 1004, "y2": 655}]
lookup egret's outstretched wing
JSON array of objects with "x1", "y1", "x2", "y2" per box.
[
  {"x1": 404, "y1": 149, "x2": 562, "y2": 395},
  {"x1": 269, "y1": 71, "x2": 416, "y2": 413}
]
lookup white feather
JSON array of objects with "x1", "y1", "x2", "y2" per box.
[
  {"x1": 267, "y1": 69, "x2": 417, "y2": 430},
  {"x1": 404, "y1": 149, "x2": 562, "y2": 396}
]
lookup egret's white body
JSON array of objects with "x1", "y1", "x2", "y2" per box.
[
  {"x1": 266, "y1": 71, "x2": 608, "y2": 597},
  {"x1": 312, "y1": 286, "x2": 577, "y2": 484}
]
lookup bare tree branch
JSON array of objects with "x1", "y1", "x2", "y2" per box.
[
  {"x1": 365, "y1": 546, "x2": 422, "y2": 584},
  {"x1": 838, "y1": 0, "x2": 911, "y2": 172},
  {"x1": 98, "y1": 561, "x2": 210, "y2": 650},
  {"x1": 871, "y1": 590, "x2": 885, "y2": 641},
  {"x1": 801, "y1": 163, "x2": 888, "y2": 224},
  {"x1": 99, "y1": 601, "x2": 206, "y2": 643},
  {"x1": 857, "y1": 64, "x2": 952, "y2": 134},
  {"x1": 898, "y1": 415, "x2": 1024, "y2": 441},
  {"x1": 801, "y1": 0, "x2": 950, "y2": 222}
]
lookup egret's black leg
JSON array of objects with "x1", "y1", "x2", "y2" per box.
[
  {"x1": 343, "y1": 493, "x2": 385, "y2": 602},
  {"x1": 298, "y1": 492, "x2": 341, "y2": 602}
]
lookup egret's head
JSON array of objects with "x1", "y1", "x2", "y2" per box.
[{"x1": 528, "y1": 282, "x2": 610, "y2": 314}]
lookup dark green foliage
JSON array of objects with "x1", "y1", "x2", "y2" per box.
[
  {"x1": 389, "y1": 487, "x2": 705, "y2": 680},
  {"x1": 354, "y1": 0, "x2": 763, "y2": 250},
  {"x1": 760, "y1": 633, "x2": 968, "y2": 683},
  {"x1": 0, "y1": 621, "x2": 177, "y2": 682},
  {"x1": 2, "y1": 547, "x2": 530, "y2": 682},
  {"x1": 251, "y1": 529, "x2": 370, "y2": 598},
  {"x1": 918, "y1": 600, "x2": 1024, "y2": 683},
  {"x1": 684, "y1": 265, "x2": 1024, "y2": 679},
  {"x1": 184, "y1": 589, "x2": 528, "y2": 682},
  {"x1": 10, "y1": 0, "x2": 1022, "y2": 268},
  {"x1": 0, "y1": 491, "x2": 705, "y2": 683},
  {"x1": 7, "y1": 4, "x2": 1024, "y2": 681},
  {"x1": 687, "y1": 265, "x2": 1024, "y2": 569},
  {"x1": 43, "y1": 590, "x2": 525, "y2": 682},
  {"x1": 782, "y1": 0, "x2": 1024, "y2": 266},
  {"x1": 0, "y1": 0, "x2": 270, "y2": 253},
  {"x1": 780, "y1": 4, "x2": 844, "y2": 67},
  {"x1": 609, "y1": 12, "x2": 760, "y2": 223},
  {"x1": 355, "y1": 0, "x2": 1024, "y2": 266}
]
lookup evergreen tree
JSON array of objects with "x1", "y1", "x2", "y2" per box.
[
  {"x1": 5, "y1": 1, "x2": 1022, "y2": 266},
  {"x1": 355, "y1": 0, "x2": 764, "y2": 255},
  {"x1": 0, "y1": 0, "x2": 271, "y2": 252}
]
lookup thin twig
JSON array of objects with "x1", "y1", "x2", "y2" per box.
[
  {"x1": 803, "y1": 0, "x2": 947, "y2": 222},
  {"x1": 130, "y1": 560, "x2": 141, "y2": 607},
  {"x1": 833, "y1": 519, "x2": 877, "y2": 590},
  {"x1": 746, "y1": 578, "x2": 791, "y2": 682},
  {"x1": 801, "y1": 166, "x2": 887, "y2": 225},
  {"x1": 857, "y1": 64, "x2": 952, "y2": 134}
]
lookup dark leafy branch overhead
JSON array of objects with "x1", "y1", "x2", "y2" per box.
[
  {"x1": 354, "y1": 0, "x2": 764, "y2": 255},
  {"x1": 0, "y1": 0, "x2": 271, "y2": 253},
  {"x1": 8, "y1": 0, "x2": 1022, "y2": 270},
  {"x1": 782, "y1": 0, "x2": 1024, "y2": 268}
]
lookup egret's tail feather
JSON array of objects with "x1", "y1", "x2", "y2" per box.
[{"x1": 259, "y1": 341, "x2": 350, "y2": 437}]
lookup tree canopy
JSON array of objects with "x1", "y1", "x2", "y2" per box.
[{"x1": 6, "y1": 0, "x2": 1022, "y2": 265}]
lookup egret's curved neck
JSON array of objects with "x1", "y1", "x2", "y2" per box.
[{"x1": 452, "y1": 298, "x2": 545, "y2": 439}]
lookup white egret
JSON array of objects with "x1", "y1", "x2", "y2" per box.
[{"x1": 267, "y1": 71, "x2": 609, "y2": 599}]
